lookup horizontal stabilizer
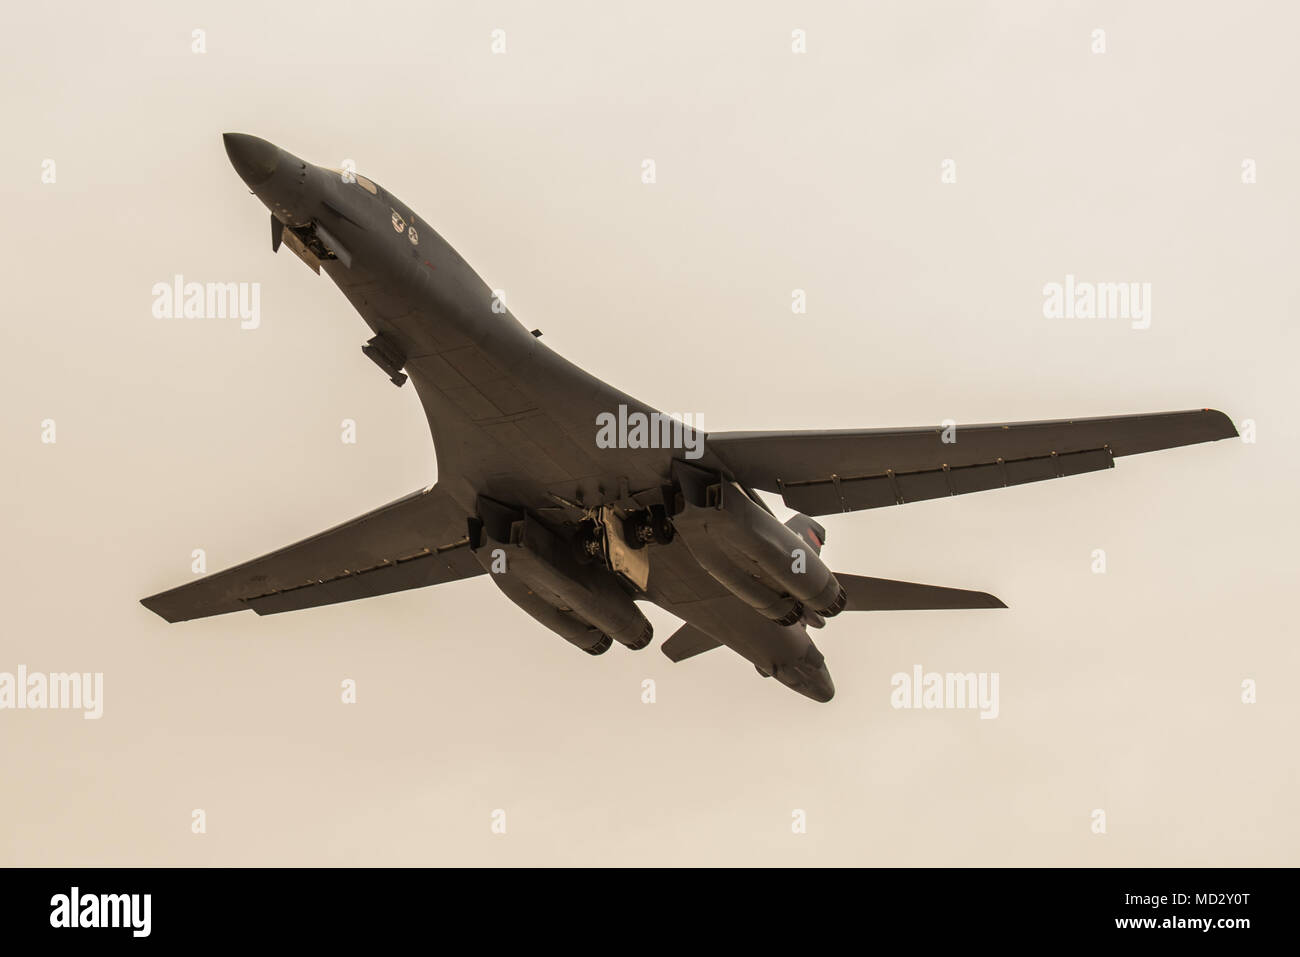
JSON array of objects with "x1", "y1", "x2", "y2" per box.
[
  {"x1": 660, "y1": 622, "x2": 723, "y2": 662},
  {"x1": 838, "y1": 572, "x2": 1006, "y2": 611}
]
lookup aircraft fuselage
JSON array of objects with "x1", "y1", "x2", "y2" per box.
[{"x1": 222, "y1": 133, "x2": 835, "y2": 701}]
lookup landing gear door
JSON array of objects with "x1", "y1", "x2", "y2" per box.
[
  {"x1": 601, "y1": 506, "x2": 650, "y2": 592},
  {"x1": 280, "y1": 227, "x2": 322, "y2": 274}
]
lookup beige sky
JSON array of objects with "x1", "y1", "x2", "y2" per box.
[{"x1": 1, "y1": 0, "x2": 1296, "y2": 865}]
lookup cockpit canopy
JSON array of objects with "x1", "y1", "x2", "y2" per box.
[{"x1": 325, "y1": 168, "x2": 378, "y2": 195}]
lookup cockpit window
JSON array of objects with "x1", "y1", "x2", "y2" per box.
[{"x1": 326, "y1": 169, "x2": 379, "y2": 194}]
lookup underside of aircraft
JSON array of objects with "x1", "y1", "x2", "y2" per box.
[{"x1": 139, "y1": 134, "x2": 1238, "y2": 703}]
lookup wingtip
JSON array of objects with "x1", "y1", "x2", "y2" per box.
[
  {"x1": 1201, "y1": 408, "x2": 1240, "y2": 440},
  {"x1": 139, "y1": 594, "x2": 181, "y2": 623}
]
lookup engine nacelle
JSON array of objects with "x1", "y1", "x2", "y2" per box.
[
  {"x1": 670, "y1": 460, "x2": 846, "y2": 624},
  {"x1": 470, "y1": 498, "x2": 653, "y2": 652},
  {"x1": 483, "y1": 572, "x2": 613, "y2": 655}
]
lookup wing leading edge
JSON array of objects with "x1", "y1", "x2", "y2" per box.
[
  {"x1": 140, "y1": 484, "x2": 481, "y2": 622},
  {"x1": 706, "y1": 409, "x2": 1236, "y2": 516}
]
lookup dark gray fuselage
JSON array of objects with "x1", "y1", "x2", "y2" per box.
[{"x1": 226, "y1": 134, "x2": 830, "y2": 698}]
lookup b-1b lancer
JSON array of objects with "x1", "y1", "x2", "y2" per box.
[{"x1": 140, "y1": 134, "x2": 1238, "y2": 702}]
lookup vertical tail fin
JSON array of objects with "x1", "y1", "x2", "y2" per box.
[{"x1": 784, "y1": 513, "x2": 826, "y2": 554}]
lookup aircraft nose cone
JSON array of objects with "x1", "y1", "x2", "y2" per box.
[{"x1": 223, "y1": 132, "x2": 280, "y2": 187}]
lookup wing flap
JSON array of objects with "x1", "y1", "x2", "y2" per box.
[{"x1": 244, "y1": 544, "x2": 481, "y2": 616}]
